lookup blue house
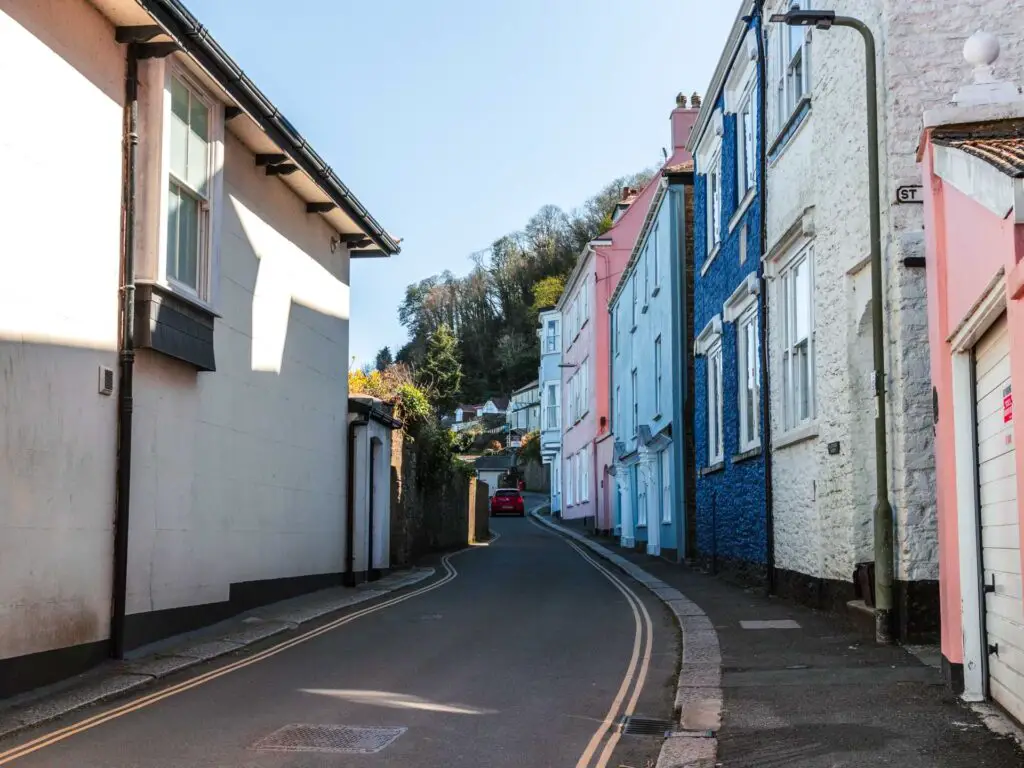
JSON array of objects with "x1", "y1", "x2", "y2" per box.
[
  {"x1": 690, "y1": 4, "x2": 769, "y2": 584},
  {"x1": 608, "y1": 159, "x2": 695, "y2": 562}
]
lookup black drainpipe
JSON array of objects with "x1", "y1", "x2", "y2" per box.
[
  {"x1": 367, "y1": 440, "x2": 377, "y2": 582},
  {"x1": 111, "y1": 44, "x2": 140, "y2": 660},
  {"x1": 751, "y1": 5, "x2": 775, "y2": 593},
  {"x1": 345, "y1": 415, "x2": 369, "y2": 587}
]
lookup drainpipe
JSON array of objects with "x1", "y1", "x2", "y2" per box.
[
  {"x1": 345, "y1": 414, "x2": 369, "y2": 586},
  {"x1": 111, "y1": 44, "x2": 140, "y2": 660},
  {"x1": 669, "y1": 184, "x2": 689, "y2": 564},
  {"x1": 748, "y1": 5, "x2": 776, "y2": 593}
]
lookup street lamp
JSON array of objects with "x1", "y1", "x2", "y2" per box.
[{"x1": 770, "y1": 8, "x2": 894, "y2": 645}]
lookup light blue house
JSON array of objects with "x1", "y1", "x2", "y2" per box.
[
  {"x1": 537, "y1": 307, "x2": 562, "y2": 514},
  {"x1": 609, "y1": 163, "x2": 694, "y2": 561},
  {"x1": 690, "y1": 2, "x2": 769, "y2": 585}
]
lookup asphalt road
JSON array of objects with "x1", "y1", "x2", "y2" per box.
[{"x1": 0, "y1": 514, "x2": 677, "y2": 768}]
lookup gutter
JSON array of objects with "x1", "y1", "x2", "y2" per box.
[
  {"x1": 111, "y1": 43, "x2": 142, "y2": 660},
  {"x1": 135, "y1": 0, "x2": 400, "y2": 256}
]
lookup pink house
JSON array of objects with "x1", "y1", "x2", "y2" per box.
[
  {"x1": 557, "y1": 96, "x2": 699, "y2": 531},
  {"x1": 921, "y1": 35, "x2": 1024, "y2": 719}
]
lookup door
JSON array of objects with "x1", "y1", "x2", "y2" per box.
[
  {"x1": 975, "y1": 313, "x2": 1024, "y2": 721},
  {"x1": 646, "y1": 460, "x2": 661, "y2": 556}
]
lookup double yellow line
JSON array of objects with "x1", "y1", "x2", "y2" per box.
[
  {"x1": 528, "y1": 520, "x2": 654, "y2": 768},
  {"x1": 0, "y1": 536, "x2": 497, "y2": 765}
]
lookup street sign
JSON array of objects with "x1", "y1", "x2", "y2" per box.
[{"x1": 896, "y1": 185, "x2": 923, "y2": 204}]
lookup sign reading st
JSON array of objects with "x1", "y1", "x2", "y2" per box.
[{"x1": 896, "y1": 185, "x2": 924, "y2": 204}]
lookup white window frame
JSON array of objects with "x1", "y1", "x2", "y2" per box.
[
  {"x1": 770, "y1": 0, "x2": 811, "y2": 138},
  {"x1": 615, "y1": 386, "x2": 622, "y2": 433},
  {"x1": 580, "y1": 359, "x2": 589, "y2": 418},
  {"x1": 566, "y1": 455, "x2": 574, "y2": 506},
  {"x1": 707, "y1": 149, "x2": 722, "y2": 254},
  {"x1": 631, "y1": 369, "x2": 639, "y2": 437},
  {"x1": 779, "y1": 246, "x2": 815, "y2": 432},
  {"x1": 707, "y1": 340, "x2": 724, "y2": 466},
  {"x1": 737, "y1": 85, "x2": 757, "y2": 204},
  {"x1": 660, "y1": 449, "x2": 672, "y2": 524},
  {"x1": 614, "y1": 307, "x2": 621, "y2": 356},
  {"x1": 631, "y1": 276, "x2": 638, "y2": 327},
  {"x1": 737, "y1": 305, "x2": 761, "y2": 452},
  {"x1": 654, "y1": 335, "x2": 663, "y2": 416},
  {"x1": 653, "y1": 224, "x2": 661, "y2": 288},
  {"x1": 544, "y1": 318, "x2": 560, "y2": 354},
  {"x1": 581, "y1": 277, "x2": 589, "y2": 326},
  {"x1": 643, "y1": 247, "x2": 650, "y2": 307},
  {"x1": 582, "y1": 446, "x2": 590, "y2": 502},
  {"x1": 160, "y1": 64, "x2": 223, "y2": 306},
  {"x1": 545, "y1": 382, "x2": 560, "y2": 431},
  {"x1": 638, "y1": 484, "x2": 648, "y2": 527}
]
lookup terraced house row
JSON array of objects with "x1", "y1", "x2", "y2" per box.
[{"x1": 539, "y1": 0, "x2": 1024, "y2": 725}]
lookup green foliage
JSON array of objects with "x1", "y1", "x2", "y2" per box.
[
  {"x1": 397, "y1": 170, "x2": 655, "y2": 404},
  {"x1": 531, "y1": 275, "x2": 566, "y2": 314},
  {"x1": 374, "y1": 346, "x2": 393, "y2": 372},
  {"x1": 410, "y1": 418, "x2": 459, "y2": 489},
  {"x1": 348, "y1": 363, "x2": 430, "y2": 426},
  {"x1": 518, "y1": 429, "x2": 541, "y2": 464},
  {"x1": 416, "y1": 323, "x2": 463, "y2": 414}
]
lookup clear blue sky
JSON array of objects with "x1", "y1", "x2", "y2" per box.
[{"x1": 185, "y1": 0, "x2": 737, "y2": 366}]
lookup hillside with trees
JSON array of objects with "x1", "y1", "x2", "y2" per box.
[{"x1": 388, "y1": 170, "x2": 654, "y2": 404}]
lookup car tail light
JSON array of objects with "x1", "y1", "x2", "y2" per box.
[{"x1": 516, "y1": 497, "x2": 524, "y2": 511}]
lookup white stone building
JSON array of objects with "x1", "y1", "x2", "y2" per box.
[
  {"x1": 509, "y1": 380, "x2": 541, "y2": 434},
  {"x1": 538, "y1": 309, "x2": 563, "y2": 514},
  {"x1": 0, "y1": 0, "x2": 398, "y2": 696},
  {"x1": 762, "y1": 0, "x2": 1024, "y2": 637}
]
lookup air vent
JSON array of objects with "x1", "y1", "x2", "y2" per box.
[{"x1": 98, "y1": 366, "x2": 115, "y2": 396}]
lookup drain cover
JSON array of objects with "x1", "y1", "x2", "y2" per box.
[
  {"x1": 251, "y1": 724, "x2": 406, "y2": 754},
  {"x1": 619, "y1": 716, "x2": 674, "y2": 736}
]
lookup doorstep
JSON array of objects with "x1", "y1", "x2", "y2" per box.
[{"x1": 0, "y1": 567, "x2": 434, "y2": 742}]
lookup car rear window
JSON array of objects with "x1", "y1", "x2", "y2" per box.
[{"x1": 495, "y1": 490, "x2": 520, "y2": 498}]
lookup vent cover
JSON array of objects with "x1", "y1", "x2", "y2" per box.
[
  {"x1": 619, "y1": 716, "x2": 675, "y2": 736},
  {"x1": 251, "y1": 724, "x2": 406, "y2": 754},
  {"x1": 98, "y1": 366, "x2": 115, "y2": 396}
]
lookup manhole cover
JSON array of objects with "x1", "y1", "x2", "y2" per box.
[
  {"x1": 619, "y1": 716, "x2": 674, "y2": 736},
  {"x1": 251, "y1": 724, "x2": 406, "y2": 754}
]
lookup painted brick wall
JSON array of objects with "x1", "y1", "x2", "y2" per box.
[{"x1": 693, "y1": 68, "x2": 768, "y2": 579}]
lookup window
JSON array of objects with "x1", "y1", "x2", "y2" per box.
[
  {"x1": 545, "y1": 382, "x2": 560, "y2": 430},
  {"x1": 643, "y1": 248, "x2": 649, "y2": 306},
  {"x1": 631, "y1": 369, "x2": 639, "y2": 436},
  {"x1": 614, "y1": 307, "x2": 621, "y2": 356},
  {"x1": 167, "y1": 75, "x2": 213, "y2": 294},
  {"x1": 577, "y1": 450, "x2": 585, "y2": 504},
  {"x1": 781, "y1": 249, "x2": 814, "y2": 430},
  {"x1": 661, "y1": 449, "x2": 672, "y2": 524},
  {"x1": 582, "y1": 446, "x2": 590, "y2": 502},
  {"x1": 654, "y1": 336, "x2": 663, "y2": 415},
  {"x1": 772, "y1": 0, "x2": 811, "y2": 135},
  {"x1": 738, "y1": 307, "x2": 761, "y2": 450},
  {"x1": 582, "y1": 278, "x2": 589, "y2": 325},
  {"x1": 706, "y1": 152, "x2": 722, "y2": 253},
  {"x1": 638, "y1": 485, "x2": 648, "y2": 527},
  {"x1": 615, "y1": 386, "x2": 622, "y2": 433},
  {"x1": 566, "y1": 455, "x2": 574, "y2": 506},
  {"x1": 707, "y1": 342, "x2": 724, "y2": 465},
  {"x1": 631, "y1": 277, "x2": 638, "y2": 327},
  {"x1": 580, "y1": 359, "x2": 589, "y2": 417},
  {"x1": 544, "y1": 319, "x2": 559, "y2": 353},
  {"x1": 737, "y1": 88, "x2": 757, "y2": 201},
  {"x1": 653, "y1": 226, "x2": 661, "y2": 287}
]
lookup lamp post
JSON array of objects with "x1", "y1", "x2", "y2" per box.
[{"x1": 769, "y1": 9, "x2": 893, "y2": 645}]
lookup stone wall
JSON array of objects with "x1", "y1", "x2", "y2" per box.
[
  {"x1": 389, "y1": 433, "x2": 488, "y2": 567},
  {"x1": 520, "y1": 459, "x2": 551, "y2": 492}
]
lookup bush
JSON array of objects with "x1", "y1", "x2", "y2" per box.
[{"x1": 349, "y1": 363, "x2": 431, "y2": 426}]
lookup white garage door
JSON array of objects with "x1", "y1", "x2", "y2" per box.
[{"x1": 976, "y1": 313, "x2": 1024, "y2": 721}]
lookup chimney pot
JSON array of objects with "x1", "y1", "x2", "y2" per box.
[
  {"x1": 676, "y1": 92, "x2": 687, "y2": 108},
  {"x1": 691, "y1": 92, "x2": 702, "y2": 108}
]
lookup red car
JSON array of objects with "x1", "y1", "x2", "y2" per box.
[{"x1": 490, "y1": 488, "x2": 525, "y2": 517}]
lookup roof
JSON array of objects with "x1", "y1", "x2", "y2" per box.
[
  {"x1": 129, "y1": 0, "x2": 400, "y2": 255},
  {"x1": 664, "y1": 161, "x2": 695, "y2": 175},
  {"x1": 349, "y1": 396, "x2": 403, "y2": 429},
  {"x1": 487, "y1": 397, "x2": 510, "y2": 410},
  {"x1": 456, "y1": 404, "x2": 479, "y2": 413},
  {"x1": 512, "y1": 380, "x2": 540, "y2": 395},
  {"x1": 932, "y1": 122, "x2": 1024, "y2": 178},
  {"x1": 474, "y1": 455, "x2": 517, "y2": 471}
]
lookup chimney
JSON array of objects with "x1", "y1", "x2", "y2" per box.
[{"x1": 671, "y1": 91, "x2": 701, "y2": 153}]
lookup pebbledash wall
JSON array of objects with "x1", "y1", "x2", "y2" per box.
[
  {"x1": 0, "y1": 0, "x2": 392, "y2": 691},
  {"x1": 762, "y1": 0, "x2": 1024, "y2": 639},
  {"x1": 691, "y1": 9, "x2": 767, "y2": 584}
]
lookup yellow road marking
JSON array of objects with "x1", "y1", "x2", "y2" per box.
[{"x1": 0, "y1": 533, "x2": 499, "y2": 765}]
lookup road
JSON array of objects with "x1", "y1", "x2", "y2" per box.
[{"x1": 0, "y1": 514, "x2": 678, "y2": 768}]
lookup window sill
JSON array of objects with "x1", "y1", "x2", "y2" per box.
[
  {"x1": 729, "y1": 189, "x2": 757, "y2": 234},
  {"x1": 652, "y1": 413, "x2": 663, "y2": 422},
  {"x1": 768, "y1": 96, "x2": 812, "y2": 162},
  {"x1": 699, "y1": 461, "x2": 725, "y2": 477},
  {"x1": 637, "y1": 522, "x2": 648, "y2": 529},
  {"x1": 732, "y1": 445, "x2": 762, "y2": 464},
  {"x1": 773, "y1": 422, "x2": 819, "y2": 451},
  {"x1": 642, "y1": 304, "x2": 649, "y2": 314},
  {"x1": 700, "y1": 245, "x2": 722, "y2": 277},
  {"x1": 630, "y1": 325, "x2": 638, "y2": 334},
  {"x1": 652, "y1": 286, "x2": 661, "y2": 297},
  {"x1": 134, "y1": 281, "x2": 217, "y2": 371}
]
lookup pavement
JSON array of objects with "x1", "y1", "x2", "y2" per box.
[
  {"x1": 0, "y1": 512, "x2": 678, "y2": 768},
  {"x1": 551, "y1": 514, "x2": 1024, "y2": 767}
]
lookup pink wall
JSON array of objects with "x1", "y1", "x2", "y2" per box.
[{"x1": 922, "y1": 136, "x2": 1023, "y2": 665}]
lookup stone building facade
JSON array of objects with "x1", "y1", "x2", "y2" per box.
[{"x1": 760, "y1": 0, "x2": 1024, "y2": 638}]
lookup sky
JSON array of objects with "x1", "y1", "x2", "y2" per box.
[{"x1": 184, "y1": 0, "x2": 738, "y2": 366}]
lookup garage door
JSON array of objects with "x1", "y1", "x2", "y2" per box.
[{"x1": 976, "y1": 313, "x2": 1024, "y2": 721}]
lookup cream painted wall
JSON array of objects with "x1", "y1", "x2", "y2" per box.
[
  {"x1": 125, "y1": 131, "x2": 352, "y2": 615},
  {"x1": 349, "y1": 419, "x2": 393, "y2": 574},
  {"x1": 0, "y1": 0, "x2": 123, "y2": 660}
]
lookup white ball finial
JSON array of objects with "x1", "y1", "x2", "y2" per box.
[{"x1": 965, "y1": 31, "x2": 1000, "y2": 81}]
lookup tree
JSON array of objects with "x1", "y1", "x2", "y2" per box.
[
  {"x1": 374, "y1": 346, "x2": 393, "y2": 372},
  {"x1": 531, "y1": 275, "x2": 565, "y2": 314},
  {"x1": 417, "y1": 323, "x2": 463, "y2": 414}
]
